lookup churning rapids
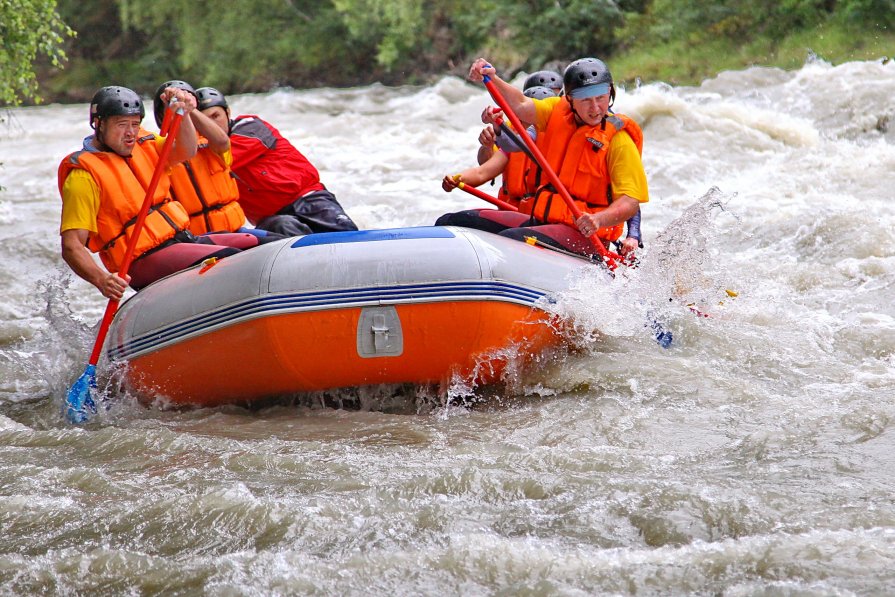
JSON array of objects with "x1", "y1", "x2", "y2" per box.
[{"x1": 1, "y1": 58, "x2": 894, "y2": 595}]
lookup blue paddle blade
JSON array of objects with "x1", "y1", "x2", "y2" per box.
[
  {"x1": 649, "y1": 319, "x2": 673, "y2": 349},
  {"x1": 655, "y1": 329, "x2": 673, "y2": 349},
  {"x1": 65, "y1": 364, "x2": 98, "y2": 424}
]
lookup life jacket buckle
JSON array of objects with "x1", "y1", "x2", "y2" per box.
[{"x1": 586, "y1": 137, "x2": 604, "y2": 152}]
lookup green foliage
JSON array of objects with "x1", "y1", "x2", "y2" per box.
[
  {"x1": 115, "y1": 0, "x2": 358, "y2": 91},
  {"x1": 611, "y1": 13, "x2": 895, "y2": 87},
  {"x1": 504, "y1": 0, "x2": 623, "y2": 68},
  {"x1": 624, "y1": 0, "x2": 895, "y2": 50},
  {"x1": 837, "y1": 0, "x2": 895, "y2": 28},
  {"x1": 333, "y1": 0, "x2": 423, "y2": 68},
  {"x1": 0, "y1": 0, "x2": 75, "y2": 105},
  {"x1": 15, "y1": 0, "x2": 895, "y2": 104}
]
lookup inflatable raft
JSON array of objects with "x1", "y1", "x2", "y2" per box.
[{"x1": 106, "y1": 226, "x2": 595, "y2": 407}]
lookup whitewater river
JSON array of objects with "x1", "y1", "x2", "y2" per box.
[{"x1": 1, "y1": 58, "x2": 895, "y2": 594}]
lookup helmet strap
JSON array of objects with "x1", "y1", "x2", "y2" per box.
[
  {"x1": 93, "y1": 119, "x2": 113, "y2": 152},
  {"x1": 566, "y1": 95, "x2": 583, "y2": 124}
]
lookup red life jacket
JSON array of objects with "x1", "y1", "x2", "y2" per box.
[
  {"x1": 57, "y1": 130, "x2": 190, "y2": 272},
  {"x1": 520, "y1": 102, "x2": 644, "y2": 242},
  {"x1": 229, "y1": 115, "x2": 324, "y2": 224},
  {"x1": 168, "y1": 139, "x2": 245, "y2": 234}
]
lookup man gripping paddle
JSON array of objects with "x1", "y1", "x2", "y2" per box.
[
  {"x1": 466, "y1": 58, "x2": 649, "y2": 261},
  {"x1": 59, "y1": 86, "x2": 247, "y2": 295}
]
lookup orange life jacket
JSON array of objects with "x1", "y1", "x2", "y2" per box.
[
  {"x1": 168, "y1": 139, "x2": 245, "y2": 235},
  {"x1": 497, "y1": 151, "x2": 535, "y2": 209},
  {"x1": 520, "y1": 102, "x2": 644, "y2": 241},
  {"x1": 57, "y1": 130, "x2": 190, "y2": 272}
]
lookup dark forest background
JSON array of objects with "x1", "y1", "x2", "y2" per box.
[{"x1": 3, "y1": 0, "x2": 895, "y2": 106}]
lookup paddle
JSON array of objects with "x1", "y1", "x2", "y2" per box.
[
  {"x1": 481, "y1": 73, "x2": 622, "y2": 271},
  {"x1": 65, "y1": 107, "x2": 186, "y2": 423},
  {"x1": 159, "y1": 103, "x2": 174, "y2": 137},
  {"x1": 450, "y1": 176, "x2": 519, "y2": 211},
  {"x1": 485, "y1": 106, "x2": 541, "y2": 166}
]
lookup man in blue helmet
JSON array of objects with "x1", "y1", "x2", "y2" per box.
[{"x1": 464, "y1": 57, "x2": 649, "y2": 259}]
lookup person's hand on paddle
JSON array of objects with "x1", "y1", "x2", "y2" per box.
[
  {"x1": 158, "y1": 87, "x2": 199, "y2": 164},
  {"x1": 442, "y1": 174, "x2": 461, "y2": 192},
  {"x1": 619, "y1": 237, "x2": 639, "y2": 261},
  {"x1": 481, "y1": 106, "x2": 504, "y2": 127},
  {"x1": 160, "y1": 86, "x2": 196, "y2": 115},
  {"x1": 468, "y1": 58, "x2": 496, "y2": 83},
  {"x1": 100, "y1": 272, "x2": 131, "y2": 301},
  {"x1": 576, "y1": 212, "x2": 604, "y2": 238}
]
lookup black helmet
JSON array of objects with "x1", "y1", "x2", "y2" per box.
[
  {"x1": 523, "y1": 70, "x2": 562, "y2": 92},
  {"x1": 196, "y1": 87, "x2": 229, "y2": 112},
  {"x1": 153, "y1": 80, "x2": 196, "y2": 127},
  {"x1": 563, "y1": 58, "x2": 614, "y2": 102},
  {"x1": 89, "y1": 86, "x2": 144, "y2": 129},
  {"x1": 523, "y1": 85, "x2": 556, "y2": 100}
]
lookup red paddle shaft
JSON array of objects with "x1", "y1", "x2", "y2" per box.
[
  {"x1": 86, "y1": 109, "x2": 185, "y2": 366},
  {"x1": 456, "y1": 181, "x2": 518, "y2": 211},
  {"x1": 482, "y1": 75, "x2": 620, "y2": 269}
]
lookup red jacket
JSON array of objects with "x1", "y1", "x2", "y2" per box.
[{"x1": 229, "y1": 115, "x2": 324, "y2": 224}]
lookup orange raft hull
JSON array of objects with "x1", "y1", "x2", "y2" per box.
[
  {"x1": 124, "y1": 301, "x2": 563, "y2": 407},
  {"x1": 107, "y1": 226, "x2": 594, "y2": 408}
]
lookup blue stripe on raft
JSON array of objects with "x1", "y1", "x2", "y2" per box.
[
  {"x1": 291, "y1": 227, "x2": 456, "y2": 248},
  {"x1": 107, "y1": 280, "x2": 550, "y2": 361}
]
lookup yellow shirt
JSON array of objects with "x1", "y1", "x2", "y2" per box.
[
  {"x1": 220, "y1": 146, "x2": 233, "y2": 167},
  {"x1": 532, "y1": 96, "x2": 649, "y2": 203},
  {"x1": 60, "y1": 169, "x2": 101, "y2": 233}
]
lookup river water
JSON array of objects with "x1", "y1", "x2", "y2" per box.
[{"x1": 1, "y1": 58, "x2": 895, "y2": 595}]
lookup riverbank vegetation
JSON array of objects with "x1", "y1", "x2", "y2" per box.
[{"x1": 3, "y1": 0, "x2": 895, "y2": 106}]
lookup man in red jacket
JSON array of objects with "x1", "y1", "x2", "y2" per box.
[{"x1": 195, "y1": 87, "x2": 358, "y2": 237}]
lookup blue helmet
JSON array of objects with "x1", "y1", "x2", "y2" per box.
[{"x1": 563, "y1": 58, "x2": 615, "y2": 103}]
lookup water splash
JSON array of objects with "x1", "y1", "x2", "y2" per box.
[
  {"x1": 1, "y1": 275, "x2": 92, "y2": 404},
  {"x1": 643, "y1": 187, "x2": 738, "y2": 310}
]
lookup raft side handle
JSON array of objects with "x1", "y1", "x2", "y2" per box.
[{"x1": 357, "y1": 306, "x2": 403, "y2": 358}]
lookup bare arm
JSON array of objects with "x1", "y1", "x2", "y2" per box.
[
  {"x1": 468, "y1": 58, "x2": 536, "y2": 126},
  {"x1": 169, "y1": 109, "x2": 198, "y2": 165},
  {"x1": 460, "y1": 150, "x2": 509, "y2": 186},
  {"x1": 61, "y1": 229, "x2": 129, "y2": 300},
  {"x1": 190, "y1": 108, "x2": 230, "y2": 154},
  {"x1": 159, "y1": 87, "x2": 199, "y2": 165},
  {"x1": 443, "y1": 151, "x2": 509, "y2": 191}
]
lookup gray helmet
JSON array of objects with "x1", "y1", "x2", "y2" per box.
[
  {"x1": 563, "y1": 58, "x2": 615, "y2": 103},
  {"x1": 152, "y1": 80, "x2": 196, "y2": 127},
  {"x1": 89, "y1": 86, "x2": 144, "y2": 129},
  {"x1": 523, "y1": 70, "x2": 562, "y2": 92},
  {"x1": 196, "y1": 87, "x2": 229, "y2": 112},
  {"x1": 523, "y1": 85, "x2": 556, "y2": 100}
]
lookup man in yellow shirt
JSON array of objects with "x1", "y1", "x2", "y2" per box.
[
  {"x1": 465, "y1": 57, "x2": 649, "y2": 258},
  {"x1": 59, "y1": 86, "x2": 244, "y2": 298}
]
